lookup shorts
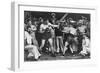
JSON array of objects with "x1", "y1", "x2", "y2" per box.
[{"x1": 42, "y1": 32, "x2": 52, "y2": 40}]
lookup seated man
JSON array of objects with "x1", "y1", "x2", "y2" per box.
[
  {"x1": 79, "y1": 35, "x2": 90, "y2": 56},
  {"x1": 24, "y1": 30, "x2": 41, "y2": 60}
]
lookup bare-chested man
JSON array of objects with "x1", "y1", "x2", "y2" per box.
[{"x1": 39, "y1": 19, "x2": 58, "y2": 56}]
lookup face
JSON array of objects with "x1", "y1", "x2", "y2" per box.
[
  {"x1": 46, "y1": 20, "x2": 49, "y2": 23},
  {"x1": 28, "y1": 20, "x2": 32, "y2": 25},
  {"x1": 51, "y1": 13, "x2": 56, "y2": 17},
  {"x1": 28, "y1": 27, "x2": 31, "y2": 32},
  {"x1": 34, "y1": 21, "x2": 37, "y2": 25},
  {"x1": 44, "y1": 20, "x2": 49, "y2": 25},
  {"x1": 40, "y1": 19, "x2": 43, "y2": 22}
]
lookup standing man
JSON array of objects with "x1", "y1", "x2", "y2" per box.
[
  {"x1": 55, "y1": 21, "x2": 64, "y2": 54},
  {"x1": 68, "y1": 24, "x2": 78, "y2": 54},
  {"x1": 51, "y1": 13, "x2": 57, "y2": 52},
  {"x1": 39, "y1": 19, "x2": 57, "y2": 56}
]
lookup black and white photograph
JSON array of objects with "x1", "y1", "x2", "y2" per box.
[
  {"x1": 24, "y1": 11, "x2": 90, "y2": 61},
  {"x1": 10, "y1": 2, "x2": 98, "y2": 71}
]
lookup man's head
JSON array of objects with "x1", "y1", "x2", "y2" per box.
[
  {"x1": 39, "y1": 17, "x2": 44, "y2": 23},
  {"x1": 44, "y1": 19, "x2": 49, "y2": 25},
  {"x1": 51, "y1": 13, "x2": 56, "y2": 17},
  {"x1": 28, "y1": 20, "x2": 32, "y2": 26}
]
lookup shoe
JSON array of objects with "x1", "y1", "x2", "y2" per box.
[
  {"x1": 51, "y1": 53, "x2": 56, "y2": 57},
  {"x1": 34, "y1": 59, "x2": 38, "y2": 61}
]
